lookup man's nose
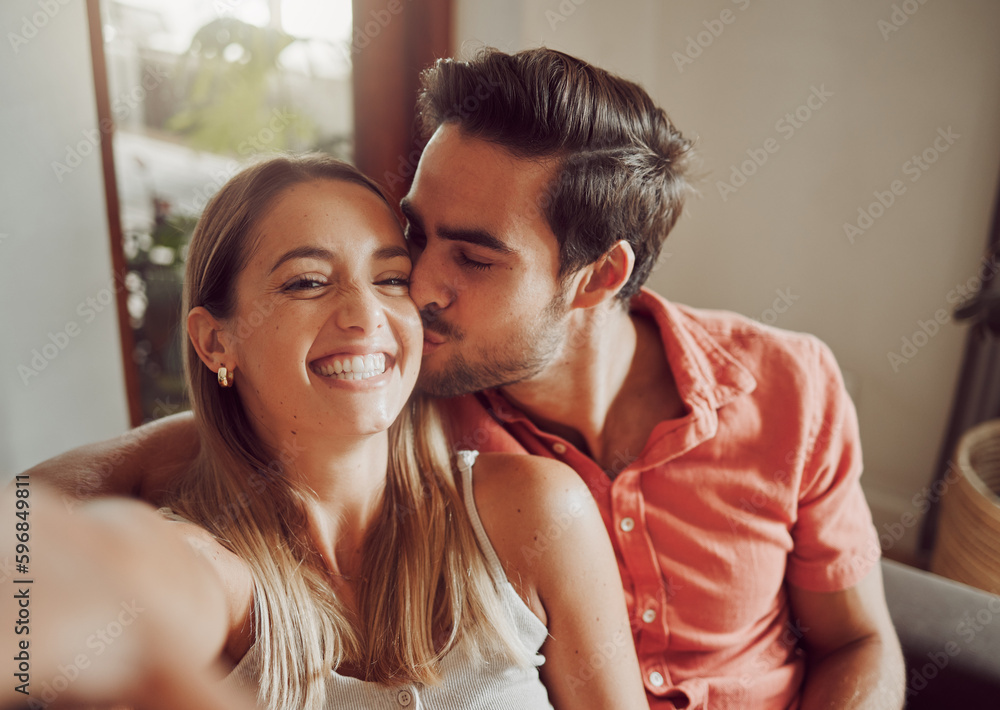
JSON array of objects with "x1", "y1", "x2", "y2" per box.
[{"x1": 409, "y1": 249, "x2": 454, "y2": 314}]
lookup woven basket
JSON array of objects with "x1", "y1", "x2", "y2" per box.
[{"x1": 930, "y1": 419, "x2": 1000, "y2": 594}]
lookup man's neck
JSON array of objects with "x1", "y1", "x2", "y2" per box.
[{"x1": 500, "y1": 301, "x2": 684, "y2": 472}]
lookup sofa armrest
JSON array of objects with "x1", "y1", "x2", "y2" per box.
[{"x1": 881, "y1": 559, "x2": 1000, "y2": 708}]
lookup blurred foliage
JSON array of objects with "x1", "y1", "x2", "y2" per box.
[
  {"x1": 152, "y1": 212, "x2": 198, "y2": 257},
  {"x1": 125, "y1": 209, "x2": 198, "y2": 422},
  {"x1": 121, "y1": 9, "x2": 351, "y2": 420},
  {"x1": 166, "y1": 17, "x2": 316, "y2": 155}
]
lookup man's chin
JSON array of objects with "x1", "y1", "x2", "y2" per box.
[
  {"x1": 416, "y1": 360, "x2": 502, "y2": 399},
  {"x1": 415, "y1": 371, "x2": 479, "y2": 399},
  {"x1": 416, "y1": 346, "x2": 551, "y2": 398}
]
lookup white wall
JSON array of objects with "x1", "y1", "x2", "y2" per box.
[
  {"x1": 0, "y1": 0, "x2": 130, "y2": 476},
  {"x1": 455, "y1": 0, "x2": 1000, "y2": 560}
]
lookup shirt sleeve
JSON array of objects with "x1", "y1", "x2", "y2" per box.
[{"x1": 785, "y1": 337, "x2": 881, "y2": 592}]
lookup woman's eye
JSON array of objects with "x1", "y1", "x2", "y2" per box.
[
  {"x1": 376, "y1": 276, "x2": 410, "y2": 288},
  {"x1": 283, "y1": 277, "x2": 326, "y2": 292},
  {"x1": 457, "y1": 252, "x2": 492, "y2": 271}
]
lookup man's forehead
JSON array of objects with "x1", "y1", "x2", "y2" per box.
[{"x1": 406, "y1": 124, "x2": 557, "y2": 233}]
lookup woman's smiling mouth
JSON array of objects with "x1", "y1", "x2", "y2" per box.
[{"x1": 310, "y1": 353, "x2": 389, "y2": 381}]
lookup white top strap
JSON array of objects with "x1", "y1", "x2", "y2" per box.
[{"x1": 455, "y1": 449, "x2": 509, "y2": 586}]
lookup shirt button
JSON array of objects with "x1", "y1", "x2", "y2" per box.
[
  {"x1": 649, "y1": 670, "x2": 665, "y2": 687},
  {"x1": 397, "y1": 689, "x2": 413, "y2": 706},
  {"x1": 642, "y1": 608, "x2": 657, "y2": 623},
  {"x1": 552, "y1": 442, "x2": 567, "y2": 455},
  {"x1": 620, "y1": 517, "x2": 635, "y2": 532}
]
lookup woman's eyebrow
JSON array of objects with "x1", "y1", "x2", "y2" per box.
[
  {"x1": 269, "y1": 246, "x2": 334, "y2": 274},
  {"x1": 374, "y1": 245, "x2": 412, "y2": 262}
]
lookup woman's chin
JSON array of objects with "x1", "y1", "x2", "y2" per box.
[{"x1": 309, "y1": 407, "x2": 400, "y2": 439}]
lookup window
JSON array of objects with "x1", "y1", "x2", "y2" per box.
[
  {"x1": 99, "y1": 0, "x2": 354, "y2": 422},
  {"x1": 91, "y1": 0, "x2": 451, "y2": 424}
]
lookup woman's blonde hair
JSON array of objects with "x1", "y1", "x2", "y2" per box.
[{"x1": 171, "y1": 154, "x2": 527, "y2": 708}]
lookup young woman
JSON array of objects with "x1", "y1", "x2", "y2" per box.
[{"x1": 12, "y1": 154, "x2": 646, "y2": 709}]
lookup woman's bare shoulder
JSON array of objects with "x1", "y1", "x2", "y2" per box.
[
  {"x1": 470, "y1": 452, "x2": 593, "y2": 520},
  {"x1": 468, "y1": 453, "x2": 601, "y2": 616}
]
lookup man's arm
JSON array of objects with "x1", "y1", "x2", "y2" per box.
[
  {"x1": 791, "y1": 564, "x2": 905, "y2": 709},
  {"x1": 787, "y1": 337, "x2": 904, "y2": 707},
  {"x1": 23, "y1": 411, "x2": 200, "y2": 506}
]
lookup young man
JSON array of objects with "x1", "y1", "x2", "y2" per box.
[{"x1": 31, "y1": 49, "x2": 904, "y2": 709}]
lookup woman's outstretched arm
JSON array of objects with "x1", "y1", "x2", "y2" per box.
[
  {"x1": 472, "y1": 453, "x2": 648, "y2": 710},
  {"x1": 0, "y1": 482, "x2": 254, "y2": 710},
  {"x1": 23, "y1": 411, "x2": 200, "y2": 507}
]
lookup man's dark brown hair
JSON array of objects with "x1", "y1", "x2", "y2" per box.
[{"x1": 416, "y1": 47, "x2": 695, "y2": 302}]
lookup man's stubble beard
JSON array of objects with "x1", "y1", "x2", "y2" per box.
[{"x1": 416, "y1": 292, "x2": 568, "y2": 399}]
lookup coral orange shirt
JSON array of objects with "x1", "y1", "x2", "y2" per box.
[{"x1": 442, "y1": 289, "x2": 880, "y2": 710}]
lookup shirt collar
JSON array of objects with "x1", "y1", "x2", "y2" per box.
[
  {"x1": 477, "y1": 288, "x2": 757, "y2": 466},
  {"x1": 630, "y1": 288, "x2": 757, "y2": 412}
]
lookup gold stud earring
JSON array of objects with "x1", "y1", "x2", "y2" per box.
[{"x1": 218, "y1": 366, "x2": 234, "y2": 388}]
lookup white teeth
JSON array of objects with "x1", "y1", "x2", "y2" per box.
[{"x1": 313, "y1": 353, "x2": 387, "y2": 381}]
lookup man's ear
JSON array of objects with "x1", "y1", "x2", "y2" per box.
[
  {"x1": 569, "y1": 240, "x2": 636, "y2": 309},
  {"x1": 187, "y1": 307, "x2": 238, "y2": 374}
]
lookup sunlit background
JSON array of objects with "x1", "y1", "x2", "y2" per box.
[
  {"x1": 2, "y1": 0, "x2": 1000, "y2": 571},
  {"x1": 100, "y1": 0, "x2": 354, "y2": 420}
]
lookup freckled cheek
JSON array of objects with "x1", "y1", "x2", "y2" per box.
[
  {"x1": 234, "y1": 321, "x2": 312, "y2": 381},
  {"x1": 390, "y1": 307, "x2": 423, "y2": 373}
]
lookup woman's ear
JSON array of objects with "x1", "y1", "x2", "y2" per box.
[
  {"x1": 569, "y1": 240, "x2": 636, "y2": 309},
  {"x1": 187, "y1": 307, "x2": 238, "y2": 373}
]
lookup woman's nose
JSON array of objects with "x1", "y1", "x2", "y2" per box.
[{"x1": 334, "y1": 285, "x2": 384, "y2": 333}]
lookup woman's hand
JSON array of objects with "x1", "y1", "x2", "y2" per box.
[{"x1": 0, "y1": 482, "x2": 256, "y2": 710}]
